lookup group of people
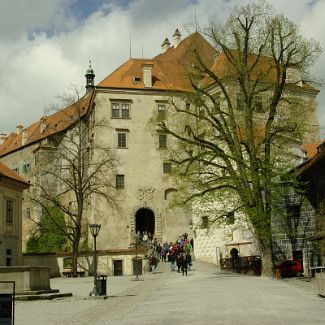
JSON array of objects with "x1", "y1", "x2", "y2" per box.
[
  {"x1": 137, "y1": 230, "x2": 154, "y2": 244},
  {"x1": 149, "y1": 234, "x2": 193, "y2": 276}
]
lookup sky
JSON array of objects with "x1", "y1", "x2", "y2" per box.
[{"x1": 0, "y1": 0, "x2": 324, "y2": 139}]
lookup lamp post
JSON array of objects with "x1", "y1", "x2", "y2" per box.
[{"x1": 89, "y1": 223, "x2": 101, "y2": 296}]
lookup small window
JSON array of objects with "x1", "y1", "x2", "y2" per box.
[
  {"x1": 23, "y1": 161, "x2": 31, "y2": 174},
  {"x1": 157, "y1": 104, "x2": 166, "y2": 120},
  {"x1": 201, "y1": 216, "x2": 208, "y2": 229},
  {"x1": 6, "y1": 200, "x2": 13, "y2": 223},
  {"x1": 111, "y1": 103, "x2": 120, "y2": 118},
  {"x1": 185, "y1": 101, "x2": 191, "y2": 110},
  {"x1": 213, "y1": 97, "x2": 220, "y2": 113},
  {"x1": 116, "y1": 174, "x2": 125, "y2": 189},
  {"x1": 236, "y1": 93, "x2": 243, "y2": 110},
  {"x1": 158, "y1": 134, "x2": 167, "y2": 149},
  {"x1": 226, "y1": 212, "x2": 235, "y2": 225},
  {"x1": 121, "y1": 103, "x2": 130, "y2": 118},
  {"x1": 254, "y1": 96, "x2": 263, "y2": 112},
  {"x1": 199, "y1": 107, "x2": 205, "y2": 117},
  {"x1": 117, "y1": 132, "x2": 127, "y2": 148},
  {"x1": 6, "y1": 249, "x2": 12, "y2": 266},
  {"x1": 163, "y1": 162, "x2": 171, "y2": 174}
]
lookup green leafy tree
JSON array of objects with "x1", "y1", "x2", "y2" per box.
[
  {"x1": 26, "y1": 206, "x2": 66, "y2": 253},
  {"x1": 152, "y1": 1, "x2": 321, "y2": 276}
]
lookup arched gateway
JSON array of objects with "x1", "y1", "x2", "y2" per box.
[{"x1": 135, "y1": 208, "x2": 155, "y2": 235}]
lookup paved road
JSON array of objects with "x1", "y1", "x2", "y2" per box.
[{"x1": 16, "y1": 261, "x2": 324, "y2": 325}]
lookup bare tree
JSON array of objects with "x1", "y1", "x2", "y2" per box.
[
  {"x1": 30, "y1": 87, "x2": 117, "y2": 276},
  {"x1": 152, "y1": 2, "x2": 321, "y2": 276}
]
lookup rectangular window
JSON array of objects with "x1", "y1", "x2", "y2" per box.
[
  {"x1": 111, "y1": 100, "x2": 132, "y2": 118},
  {"x1": 158, "y1": 134, "x2": 167, "y2": 149},
  {"x1": 121, "y1": 103, "x2": 130, "y2": 118},
  {"x1": 111, "y1": 103, "x2": 120, "y2": 118},
  {"x1": 236, "y1": 93, "x2": 243, "y2": 110},
  {"x1": 6, "y1": 249, "x2": 12, "y2": 266},
  {"x1": 117, "y1": 132, "x2": 127, "y2": 148},
  {"x1": 6, "y1": 200, "x2": 13, "y2": 223},
  {"x1": 116, "y1": 174, "x2": 125, "y2": 189},
  {"x1": 157, "y1": 104, "x2": 166, "y2": 120},
  {"x1": 23, "y1": 161, "x2": 31, "y2": 174},
  {"x1": 163, "y1": 162, "x2": 171, "y2": 174},
  {"x1": 213, "y1": 97, "x2": 220, "y2": 113},
  {"x1": 254, "y1": 96, "x2": 263, "y2": 112},
  {"x1": 201, "y1": 216, "x2": 208, "y2": 229}
]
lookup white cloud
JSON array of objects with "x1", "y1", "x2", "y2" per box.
[{"x1": 0, "y1": 0, "x2": 324, "y2": 139}]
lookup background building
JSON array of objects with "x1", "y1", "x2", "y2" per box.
[{"x1": 0, "y1": 162, "x2": 29, "y2": 266}]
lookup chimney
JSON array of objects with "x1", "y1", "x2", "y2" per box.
[
  {"x1": 16, "y1": 124, "x2": 23, "y2": 135},
  {"x1": 40, "y1": 116, "x2": 47, "y2": 133},
  {"x1": 0, "y1": 132, "x2": 7, "y2": 145},
  {"x1": 161, "y1": 38, "x2": 171, "y2": 53},
  {"x1": 172, "y1": 29, "x2": 181, "y2": 48},
  {"x1": 22, "y1": 129, "x2": 28, "y2": 146},
  {"x1": 142, "y1": 64, "x2": 153, "y2": 88}
]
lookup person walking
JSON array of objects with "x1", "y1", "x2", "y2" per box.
[
  {"x1": 181, "y1": 252, "x2": 188, "y2": 276},
  {"x1": 149, "y1": 255, "x2": 159, "y2": 273}
]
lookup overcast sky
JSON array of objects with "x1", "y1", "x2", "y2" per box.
[{"x1": 0, "y1": 0, "x2": 324, "y2": 140}]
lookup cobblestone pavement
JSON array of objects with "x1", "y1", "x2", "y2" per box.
[{"x1": 16, "y1": 261, "x2": 324, "y2": 325}]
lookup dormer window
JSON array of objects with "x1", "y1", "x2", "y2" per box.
[{"x1": 133, "y1": 77, "x2": 141, "y2": 84}]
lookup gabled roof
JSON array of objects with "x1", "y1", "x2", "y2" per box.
[
  {"x1": 0, "y1": 90, "x2": 94, "y2": 157},
  {"x1": 98, "y1": 32, "x2": 216, "y2": 92},
  {"x1": 0, "y1": 161, "x2": 29, "y2": 187}
]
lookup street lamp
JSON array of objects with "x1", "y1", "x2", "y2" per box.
[{"x1": 89, "y1": 223, "x2": 101, "y2": 296}]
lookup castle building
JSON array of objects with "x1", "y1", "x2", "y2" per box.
[{"x1": 0, "y1": 29, "x2": 321, "y2": 272}]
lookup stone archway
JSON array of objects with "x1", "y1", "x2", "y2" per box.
[
  {"x1": 135, "y1": 208, "x2": 155, "y2": 235},
  {"x1": 129, "y1": 201, "x2": 162, "y2": 242}
]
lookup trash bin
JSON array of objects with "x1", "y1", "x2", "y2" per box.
[{"x1": 97, "y1": 275, "x2": 107, "y2": 296}]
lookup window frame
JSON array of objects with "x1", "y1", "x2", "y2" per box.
[
  {"x1": 111, "y1": 102, "x2": 120, "y2": 118},
  {"x1": 236, "y1": 93, "x2": 243, "y2": 111},
  {"x1": 121, "y1": 103, "x2": 130, "y2": 118},
  {"x1": 163, "y1": 162, "x2": 171, "y2": 174},
  {"x1": 116, "y1": 174, "x2": 125, "y2": 189},
  {"x1": 6, "y1": 200, "x2": 13, "y2": 223},
  {"x1": 117, "y1": 132, "x2": 127, "y2": 148},
  {"x1": 157, "y1": 104, "x2": 166, "y2": 120},
  {"x1": 254, "y1": 96, "x2": 263, "y2": 113},
  {"x1": 158, "y1": 134, "x2": 167, "y2": 149}
]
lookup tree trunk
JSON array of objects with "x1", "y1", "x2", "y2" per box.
[{"x1": 260, "y1": 243, "x2": 274, "y2": 277}]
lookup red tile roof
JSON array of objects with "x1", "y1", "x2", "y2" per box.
[
  {"x1": 0, "y1": 161, "x2": 29, "y2": 186},
  {"x1": 200, "y1": 50, "x2": 319, "y2": 92},
  {"x1": 301, "y1": 142, "x2": 322, "y2": 159},
  {"x1": 98, "y1": 32, "x2": 216, "y2": 92},
  {"x1": 0, "y1": 90, "x2": 94, "y2": 157}
]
